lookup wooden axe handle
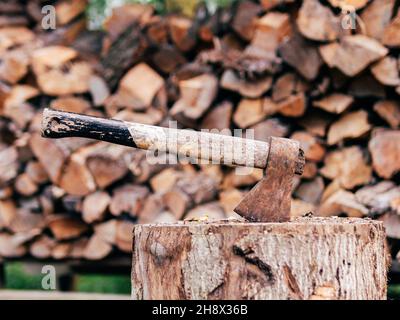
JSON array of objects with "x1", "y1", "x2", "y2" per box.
[{"x1": 42, "y1": 108, "x2": 304, "y2": 173}]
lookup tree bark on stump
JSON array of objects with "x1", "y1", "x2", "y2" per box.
[{"x1": 131, "y1": 217, "x2": 388, "y2": 300}]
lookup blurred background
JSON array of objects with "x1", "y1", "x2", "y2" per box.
[{"x1": 0, "y1": 0, "x2": 400, "y2": 298}]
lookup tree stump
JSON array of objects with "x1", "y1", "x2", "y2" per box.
[{"x1": 131, "y1": 217, "x2": 388, "y2": 300}]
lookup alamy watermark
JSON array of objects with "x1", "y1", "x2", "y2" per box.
[{"x1": 41, "y1": 265, "x2": 56, "y2": 290}]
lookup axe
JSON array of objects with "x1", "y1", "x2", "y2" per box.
[{"x1": 41, "y1": 108, "x2": 305, "y2": 222}]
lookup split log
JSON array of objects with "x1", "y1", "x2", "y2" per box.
[
  {"x1": 233, "y1": 98, "x2": 268, "y2": 128},
  {"x1": 290, "y1": 131, "x2": 325, "y2": 162},
  {"x1": 132, "y1": 218, "x2": 387, "y2": 300},
  {"x1": 382, "y1": 13, "x2": 400, "y2": 47},
  {"x1": 231, "y1": 1, "x2": 262, "y2": 41},
  {"x1": 109, "y1": 184, "x2": 149, "y2": 217},
  {"x1": 374, "y1": 101, "x2": 400, "y2": 129},
  {"x1": 360, "y1": 0, "x2": 395, "y2": 41},
  {"x1": 201, "y1": 101, "x2": 232, "y2": 131},
  {"x1": 320, "y1": 146, "x2": 372, "y2": 189},
  {"x1": 55, "y1": 0, "x2": 87, "y2": 26},
  {"x1": 327, "y1": 110, "x2": 371, "y2": 145},
  {"x1": 318, "y1": 189, "x2": 369, "y2": 218},
  {"x1": 47, "y1": 215, "x2": 88, "y2": 241},
  {"x1": 171, "y1": 73, "x2": 218, "y2": 120},
  {"x1": 355, "y1": 181, "x2": 400, "y2": 215},
  {"x1": 369, "y1": 129, "x2": 400, "y2": 179},
  {"x1": 114, "y1": 63, "x2": 164, "y2": 110},
  {"x1": 371, "y1": 56, "x2": 400, "y2": 86},
  {"x1": 220, "y1": 70, "x2": 272, "y2": 98},
  {"x1": 82, "y1": 191, "x2": 111, "y2": 224},
  {"x1": 313, "y1": 94, "x2": 353, "y2": 114},
  {"x1": 83, "y1": 234, "x2": 112, "y2": 260},
  {"x1": 294, "y1": 176, "x2": 324, "y2": 205},
  {"x1": 297, "y1": 0, "x2": 342, "y2": 42},
  {"x1": 319, "y1": 35, "x2": 388, "y2": 77},
  {"x1": 279, "y1": 33, "x2": 323, "y2": 81}
]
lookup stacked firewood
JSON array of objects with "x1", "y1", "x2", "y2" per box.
[{"x1": 0, "y1": 0, "x2": 399, "y2": 262}]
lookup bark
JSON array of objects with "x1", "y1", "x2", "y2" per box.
[{"x1": 131, "y1": 217, "x2": 387, "y2": 300}]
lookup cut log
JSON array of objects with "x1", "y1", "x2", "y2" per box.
[
  {"x1": 278, "y1": 93, "x2": 306, "y2": 118},
  {"x1": 89, "y1": 75, "x2": 110, "y2": 107},
  {"x1": 327, "y1": 110, "x2": 371, "y2": 145},
  {"x1": 47, "y1": 215, "x2": 88, "y2": 240},
  {"x1": 85, "y1": 144, "x2": 130, "y2": 188},
  {"x1": 382, "y1": 13, "x2": 400, "y2": 47},
  {"x1": 82, "y1": 191, "x2": 111, "y2": 224},
  {"x1": 171, "y1": 74, "x2": 218, "y2": 120},
  {"x1": 55, "y1": 0, "x2": 87, "y2": 26},
  {"x1": 168, "y1": 16, "x2": 196, "y2": 52},
  {"x1": 50, "y1": 96, "x2": 91, "y2": 113},
  {"x1": 371, "y1": 56, "x2": 400, "y2": 86},
  {"x1": 30, "y1": 235, "x2": 55, "y2": 259},
  {"x1": 279, "y1": 33, "x2": 323, "y2": 81},
  {"x1": 232, "y1": 0, "x2": 262, "y2": 41},
  {"x1": 0, "y1": 146, "x2": 18, "y2": 187},
  {"x1": 201, "y1": 101, "x2": 232, "y2": 131},
  {"x1": 14, "y1": 173, "x2": 38, "y2": 196},
  {"x1": 109, "y1": 184, "x2": 149, "y2": 217},
  {"x1": 291, "y1": 131, "x2": 325, "y2": 162},
  {"x1": 291, "y1": 199, "x2": 315, "y2": 217},
  {"x1": 355, "y1": 181, "x2": 400, "y2": 215},
  {"x1": 150, "y1": 168, "x2": 182, "y2": 194},
  {"x1": 25, "y1": 161, "x2": 49, "y2": 185},
  {"x1": 313, "y1": 94, "x2": 354, "y2": 114},
  {"x1": 83, "y1": 234, "x2": 112, "y2": 260},
  {"x1": 250, "y1": 118, "x2": 289, "y2": 142},
  {"x1": 246, "y1": 12, "x2": 291, "y2": 57},
  {"x1": 360, "y1": 0, "x2": 395, "y2": 41},
  {"x1": 297, "y1": 0, "x2": 342, "y2": 42},
  {"x1": 369, "y1": 129, "x2": 400, "y2": 179},
  {"x1": 374, "y1": 101, "x2": 400, "y2": 129},
  {"x1": 132, "y1": 218, "x2": 387, "y2": 299},
  {"x1": 116, "y1": 63, "x2": 164, "y2": 110},
  {"x1": 220, "y1": 70, "x2": 272, "y2": 98},
  {"x1": 318, "y1": 189, "x2": 369, "y2": 217},
  {"x1": 320, "y1": 146, "x2": 372, "y2": 189},
  {"x1": 295, "y1": 177, "x2": 324, "y2": 204},
  {"x1": 219, "y1": 188, "x2": 243, "y2": 215},
  {"x1": 233, "y1": 98, "x2": 268, "y2": 128},
  {"x1": 319, "y1": 35, "x2": 388, "y2": 77}
]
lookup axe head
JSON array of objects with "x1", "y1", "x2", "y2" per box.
[{"x1": 234, "y1": 137, "x2": 304, "y2": 223}]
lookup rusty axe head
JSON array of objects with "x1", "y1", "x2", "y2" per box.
[{"x1": 234, "y1": 137, "x2": 305, "y2": 223}]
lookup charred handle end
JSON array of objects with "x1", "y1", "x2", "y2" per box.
[{"x1": 41, "y1": 108, "x2": 73, "y2": 138}]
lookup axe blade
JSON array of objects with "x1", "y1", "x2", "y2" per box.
[{"x1": 234, "y1": 137, "x2": 302, "y2": 222}]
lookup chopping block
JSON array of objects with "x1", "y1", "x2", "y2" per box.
[{"x1": 41, "y1": 110, "x2": 388, "y2": 300}]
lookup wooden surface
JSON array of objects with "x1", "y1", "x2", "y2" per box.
[{"x1": 132, "y1": 217, "x2": 388, "y2": 300}]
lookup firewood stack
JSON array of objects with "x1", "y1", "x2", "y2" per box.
[{"x1": 0, "y1": 0, "x2": 399, "y2": 263}]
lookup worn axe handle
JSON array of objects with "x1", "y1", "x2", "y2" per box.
[{"x1": 42, "y1": 108, "x2": 304, "y2": 173}]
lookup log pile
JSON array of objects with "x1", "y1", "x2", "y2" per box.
[{"x1": 0, "y1": 0, "x2": 399, "y2": 263}]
